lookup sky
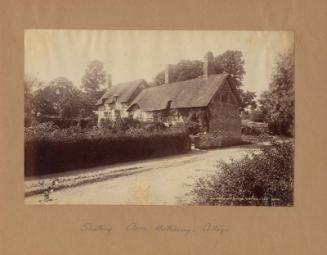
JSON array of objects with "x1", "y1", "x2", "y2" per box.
[{"x1": 25, "y1": 30, "x2": 293, "y2": 96}]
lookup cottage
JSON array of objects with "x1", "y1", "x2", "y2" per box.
[
  {"x1": 96, "y1": 77, "x2": 149, "y2": 125},
  {"x1": 96, "y1": 52, "x2": 242, "y2": 145}
]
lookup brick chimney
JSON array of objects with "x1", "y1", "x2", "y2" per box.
[
  {"x1": 107, "y1": 74, "x2": 112, "y2": 89},
  {"x1": 165, "y1": 64, "x2": 172, "y2": 84},
  {"x1": 203, "y1": 51, "x2": 215, "y2": 79}
]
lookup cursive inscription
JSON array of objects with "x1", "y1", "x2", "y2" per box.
[
  {"x1": 81, "y1": 222, "x2": 112, "y2": 235},
  {"x1": 81, "y1": 222, "x2": 227, "y2": 236},
  {"x1": 126, "y1": 222, "x2": 148, "y2": 231},
  {"x1": 202, "y1": 223, "x2": 227, "y2": 234},
  {"x1": 155, "y1": 224, "x2": 194, "y2": 235}
]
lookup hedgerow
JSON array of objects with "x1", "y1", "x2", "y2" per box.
[{"x1": 24, "y1": 124, "x2": 191, "y2": 176}]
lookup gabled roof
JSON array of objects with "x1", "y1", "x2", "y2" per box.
[
  {"x1": 96, "y1": 79, "x2": 147, "y2": 106},
  {"x1": 127, "y1": 74, "x2": 241, "y2": 111}
]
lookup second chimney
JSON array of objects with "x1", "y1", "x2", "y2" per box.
[
  {"x1": 203, "y1": 51, "x2": 215, "y2": 79},
  {"x1": 165, "y1": 64, "x2": 172, "y2": 84}
]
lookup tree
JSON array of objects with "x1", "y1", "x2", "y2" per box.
[
  {"x1": 153, "y1": 60, "x2": 204, "y2": 86},
  {"x1": 153, "y1": 50, "x2": 255, "y2": 110},
  {"x1": 81, "y1": 60, "x2": 107, "y2": 93},
  {"x1": 77, "y1": 90, "x2": 102, "y2": 119},
  {"x1": 239, "y1": 89, "x2": 257, "y2": 110},
  {"x1": 214, "y1": 50, "x2": 246, "y2": 88},
  {"x1": 259, "y1": 49, "x2": 294, "y2": 136},
  {"x1": 24, "y1": 75, "x2": 46, "y2": 126},
  {"x1": 80, "y1": 60, "x2": 108, "y2": 117},
  {"x1": 33, "y1": 77, "x2": 81, "y2": 119}
]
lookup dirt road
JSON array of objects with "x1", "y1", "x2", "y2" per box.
[{"x1": 25, "y1": 145, "x2": 256, "y2": 205}]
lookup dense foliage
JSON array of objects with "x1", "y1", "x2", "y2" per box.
[
  {"x1": 214, "y1": 50, "x2": 245, "y2": 87},
  {"x1": 32, "y1": 77, "x2": 81, "y2": 118},
  {"x1": 259, "y1": 49, "x2": 295, "y2": 136},
  {"x1": 24, "y1": 60, "x2": 108, "y2": 127},
  {"x1": 190, "y1": 139, "x2": 294, "y2": 206},
  {"x1": 24, "y1": 124, "x2": 191, "y2": 176}
]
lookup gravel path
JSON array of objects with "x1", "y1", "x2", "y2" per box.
[{"x1": 25, "y1": 145, "x2": 257, "y2": 205}]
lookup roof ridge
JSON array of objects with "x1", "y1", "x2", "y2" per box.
[
  {"x1": 154, "y1": 73, "x2": 227, "y2": 88},
  {"x1": 127, "y1": 73, "x2": 230, "y2": 111}
]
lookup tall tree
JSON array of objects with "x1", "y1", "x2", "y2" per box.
[
  {"x1": 81, "y1": 60, "x2": 107, "y2": 93},
  {"x1": 214, "y1": 50, "x2": 246, "y2": 88},
  {"x1": 80, "y1": 60, "x2": 108, "y2": 117},
  {"x1": 33, "y1": 77, "x2": 81, "y2": 119},
  {"x1": 259, "y1": 49, "x2": 294, "y2": 136}
]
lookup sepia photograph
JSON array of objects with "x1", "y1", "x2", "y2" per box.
[{"x1": 24, "y1": 30, "x2": 294, "y2": 206}]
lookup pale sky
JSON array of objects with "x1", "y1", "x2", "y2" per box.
[{"x1": 25, "y1": 30, "x2": 293, "y2": 96}]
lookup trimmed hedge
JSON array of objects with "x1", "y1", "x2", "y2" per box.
[
  {"x1": 33, "y1": 116, "x2": 97, "y2": 129},
  {"x1": 25, "y1": 131, "x2": 191, "y2": 177}
]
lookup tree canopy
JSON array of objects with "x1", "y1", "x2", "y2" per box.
[
  {"x1": 153, "y1": 60, "x2": 204, "y2": 86},
  {"x1": 214, "y1": 50, "x2": 245, "y2": 87},
  {"x1": 32, "y1": 77, "x2": 81, "y2": 119},
  {"x1": 153, "y1": 50, "x2": 254, "y2": 110},
  {"x1": 81, "y1": 60, "x2": 107, "y2": 93},
  {"x1": 259, "y1": 49, "x2": 294, "y2": 136}
]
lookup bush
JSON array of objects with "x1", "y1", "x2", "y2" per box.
[
  {"x1": 114, "y1": 118, "x2": 141, "y2": 131},
  {"x1": 185, "y1": 121, "x2": 201, "y2": 135},
  {"x1": 24, "y1": 128, "x2": 191, "y2": 177},
  {"x1": 190, "y1": 139, "x2": 294, "y2": 206},
  {"x1": 241, "y1": 126, "x2": 263, "y2": 135},
  {"x1": 144, "y1": 122, "x2": 167, "y2": 132},
  {"x1": 79, "y1": 117, "x2": 97, "y2": 128},
  {"x1": 194, "y1": 132, "x2": 241, "y2": 149},
  {"x1": 249, "y1": 110, "x2": 265, "y2": 122},
  {"x1": 268, "y1": 120, "x2": 293, "y2": 137},
  {"x1": 99, "y1": 118, "x2": 114, "y2": 129},
  {"x1": 35, "y1": 116, "x2": 78, "y2": 128}
]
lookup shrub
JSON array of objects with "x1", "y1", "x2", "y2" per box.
[
  {"x1": 185, "y1": 121, "x2": 200, "y2": 135},
  {"x1": 144, "y1": 122, "x2": 167, "y2": 132},
  {"x1": 79, "y1": 117, "x2": 97, "y2": 128},
  {"x1": 99, "y1": 118, "x2": 114, "y2": 129},
  {"x1": 195, "y1": 132, "x2": 223, "y2": 148},
  {"x1": 241, "y1": 126, "x2": 263, "y2": 135},
  {"x1": 249, "y1": 110, "x2": 265, "y2": 122},
  {"x1": 268, "y1": 120, "x2": 293, "y2": 137},
  {"x1": 35, "y1": 115, "x2": 79, "y2": 128},
  {"x1": 113, "y1": 117, "x2": 141, "y2": 131},
  {"x1": 190, "y1": 139, "x2": 294, "y2": 206},
  {"x1": 194, "y1": 132, "x2": 241, "y2": 149},
  {"x1": 24, "y1": 128, "x2": 191, "y2": 176}
]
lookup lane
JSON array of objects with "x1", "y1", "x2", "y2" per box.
[{"x1": 25, "y1": 146, "x2": 255, "y2": 205}]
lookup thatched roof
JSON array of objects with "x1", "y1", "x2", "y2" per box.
[
  {"x1": 127, "y1": 74, "x2": 240, "y2": 111},
  {"x1": 96, "y1": 79, "x2": 147, "y2": 106}
]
